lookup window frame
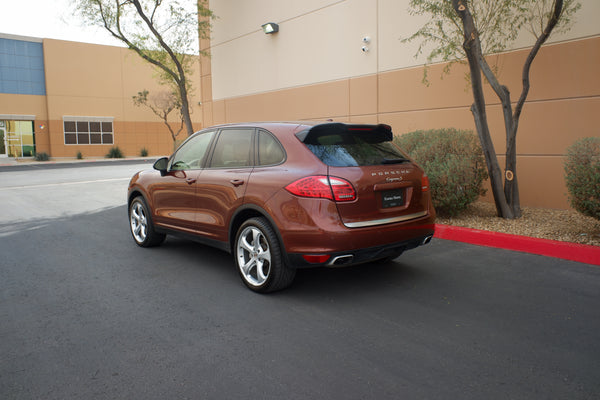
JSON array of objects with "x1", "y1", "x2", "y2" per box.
[
  {"x1": 164, "y1": 126, "x2": 287, "y2": 172},
  {"x1": 63, "y1": 116, "x2": 114, "y2": 145}
]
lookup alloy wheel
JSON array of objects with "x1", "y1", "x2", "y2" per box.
[
  {"x1": 130, "y1": 200, "x2": 148, "y2": 244},
  {"x1": 236, "y1": 225, "x2": 272, "y2": 287}
]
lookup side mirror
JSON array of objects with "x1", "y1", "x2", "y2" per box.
[{"x1": 153, "y1": 157, "x2": 169, "y2": 176}]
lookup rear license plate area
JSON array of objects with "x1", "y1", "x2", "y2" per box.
[{"x1": 381, "y1": 189, "x2": 404, "y2": 208}]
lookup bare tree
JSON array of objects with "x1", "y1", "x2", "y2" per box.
[
  {"x1": 133, "y1": 89, "x2": 185, "y2": 147},
  {"x1": 404, "y1": 0, "x2": 580, "y2": 218},
  {"x1": 75, "y1": 0, "x2": 214, "y2": 137}
]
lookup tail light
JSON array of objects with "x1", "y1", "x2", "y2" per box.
[
  {"x1": 421, "y1": 175, "x2": 430, "y2": 192},
  {"x1": 285, "y1": 176, "x2": 356, "y2": 202}
]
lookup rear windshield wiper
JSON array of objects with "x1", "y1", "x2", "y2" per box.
[{"x1": 381, "y1": 158, "x2": 409, "y2": 165}]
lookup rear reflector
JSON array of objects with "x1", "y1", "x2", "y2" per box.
[
  {"x1": 302, "y1": 254, "x2": 331, "y2": 264},
  {"x1": 421, "y1": 175, "x2": 430, "y2": 192},
  {"x1": 285, "y1": 175, "x2": 356, "y2": 202}
]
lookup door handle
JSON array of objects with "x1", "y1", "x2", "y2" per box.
[
  {"x1": 186, "y1": 178, "x2": 196, "y2": 185},
  {"x1": 230, "y1": 179, "x2": 245, "y2": 187}
]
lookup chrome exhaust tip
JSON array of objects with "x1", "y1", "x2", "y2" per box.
[
  {"x1": 329, "y1": 254, "x2": 354, "y2": 266},
  {"x1": 422, "y1": 235, "x2": 433, "y2": 245}
]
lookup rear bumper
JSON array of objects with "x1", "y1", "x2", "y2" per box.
[
  {"x1": 287, "y1": 231, "x2": 434, "y2": 268},
  {"x1": 263, "y1": 191, "x2": 436, "y2": 267}
]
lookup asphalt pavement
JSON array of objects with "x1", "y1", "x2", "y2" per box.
[{"x1": 1, "y1": 160, "x2": 599, "y2": 399}]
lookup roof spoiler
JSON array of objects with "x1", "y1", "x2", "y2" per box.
[{"x1": 297, "y1": 123, "x2": 393, "y2": 144}]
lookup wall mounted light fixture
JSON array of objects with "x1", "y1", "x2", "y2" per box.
[{"x1": 261, "y1": 22, "x2": 279, "y2": 34}]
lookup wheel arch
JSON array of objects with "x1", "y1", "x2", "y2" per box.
[
  {"x1": 229, "y1": 205, "x2": 286, "y2": 256},
  {"x1": 128, "y1": 188, "x2": 149, "y2": 210}
]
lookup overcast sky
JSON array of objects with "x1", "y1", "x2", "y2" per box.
[{"x1": 2, "y1": 0, "x2": 126, "y2": 46}]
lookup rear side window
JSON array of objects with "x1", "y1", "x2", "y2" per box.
[
  {"x1": 257, "y1": 130, "x2": 285, "y2": 166},
  {"x1": 301, "y1": 125, "x2": 408, "y2": 167},
  {"x1": 209, "y1": 129, "x2": 253, "y2": 168}
]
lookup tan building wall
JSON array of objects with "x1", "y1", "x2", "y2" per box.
[
  {"x1": 200, "y1": 0, "x2": 600, "y2": 210},
  {"x1": 0, "y1": 36, "x2": 203, "y2": 159},
  {"x1": 43, "y1": 39, "x2": 203, "y2": 158}
]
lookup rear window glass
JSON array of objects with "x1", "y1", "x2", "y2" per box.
[{"x1": 305, "y1": 133, "x2": 408, "y2": 167}]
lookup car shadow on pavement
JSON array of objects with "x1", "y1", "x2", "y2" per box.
[
  {"x1": 149, "y1": 231, "x2": 430, "y2": 297},
  {"x1": 0, "y1": 204, "x2": 432, "y2": 298},
  {"x1": 285, "y1": 259, "x2": 427, "y2": 297},
  {"x1": 157, "y1": 236, "x2": 429, "y2": 297},
  {"x1": 2, "y1": 203, "x2": 432, "y2": 298}
]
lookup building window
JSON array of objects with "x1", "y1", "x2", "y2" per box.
[
  {"x1": 0, "y1": 120, "x2": 35, "y2": 157},
  {"x1": 64, "y1": 117, "x2": 114, "y2": 145}
]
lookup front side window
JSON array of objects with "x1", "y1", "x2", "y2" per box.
[
  {"x1": 209, "y1": 129, "x2": 254, "y2": 168},
  {"x1": 170, "y1": 130, "x2": 216, "y2": 170}
]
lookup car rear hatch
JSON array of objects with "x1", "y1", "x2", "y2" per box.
[{"x1": 297, "y1": 123, "x2": 430, "y2": 228}]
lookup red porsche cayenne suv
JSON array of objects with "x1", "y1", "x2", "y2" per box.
[{"x1": 128, "y1": 122, "x2": 435, "y2": 292}]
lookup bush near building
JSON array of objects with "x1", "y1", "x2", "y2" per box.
[
  {"x1": 394, "y1": 128, "x2": 488, "y2": 216},
  {"x1": 564, "y1": 137, "x2": 600, "y2": 220},
  {"x1": 34, "y1": 152, "x2": 49, "y2": 162},
  {"x1": 106, "y1": 146, "x2": 124, "y2": 159}
]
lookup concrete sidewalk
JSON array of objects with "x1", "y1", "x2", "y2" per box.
[{"x1": 0, "y1": 156, "x2": 158, "y2": 171}]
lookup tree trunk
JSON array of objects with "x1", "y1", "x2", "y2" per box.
[
  {"x1": 475, "y1": 54, "x2": 522, "y2": 218},
  {"x1": 451, "y1": 0, "x2": 565, "y2": 219},
  {"x1": 507, "y1": 0, "x2": 564, "y2": 215},
  {"x1": 179, "y1": 81, "x2": 194, "y2": 136},
  {"x1": 131, "y1": 0, "x2": 195, "y2": 137},
  {"x1": 505, "y1": 123, "x2": 521, "y2": 217},
  {"x1": 470, "y1": 99, "x2": 514, "y2": 219},
  {"x1": 453, "y1": 0, "x2": 514, "y2": 219}
]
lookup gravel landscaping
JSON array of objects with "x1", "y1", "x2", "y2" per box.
[{"x1": 436, "y1": 201, "x2": 600, "y2": 247}]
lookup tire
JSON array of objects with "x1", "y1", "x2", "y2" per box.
[
  {"x1": 234, "y1": 217, "x2": 295, "y2": 293},
  {"x1": 129, "y1": 196, "x2": 166, "y2": 247}
]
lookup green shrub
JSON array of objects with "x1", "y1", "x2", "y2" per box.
[
  {"x1": 76, "y1": 151, "x2": 83, "y2": 160},
  {"x1": 140, "y1": 147, "x2": 149, "y2": 157},
  {"x1": 394, "y1": 128, "x2": 488, "y2": 216},
  {"x1": 564, "y1": 137, "x2": 600, "y2": 220},
  {"x1": 34, "y1": 152, "x2": 50, "y2": 162},
  {"x1": 106, "y1": 146, "x2": 124, "y2": 159}
]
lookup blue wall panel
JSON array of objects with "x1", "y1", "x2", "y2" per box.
[{"x1": 0, "y1": 38, "x2": 46, "y2": 96}]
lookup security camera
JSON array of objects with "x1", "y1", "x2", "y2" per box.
[{"x1": 361, "y1": 46, "x2": 369, "y2": 52}]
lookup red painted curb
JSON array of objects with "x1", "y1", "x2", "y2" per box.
[{"x1": 434, "y1": 224, "x2": 600, "y2": 266}]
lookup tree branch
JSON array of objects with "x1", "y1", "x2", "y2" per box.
[
  {"x1": 131, "y1": 0, "x2": 183, "y2": 85},
  {"x1": 514, "y1": 0, "x2": 564, "y2": 124}
]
